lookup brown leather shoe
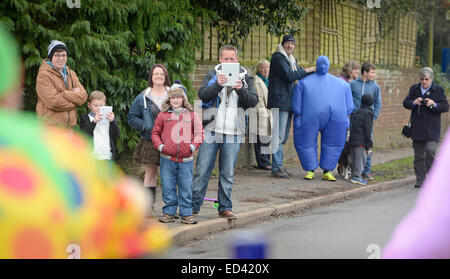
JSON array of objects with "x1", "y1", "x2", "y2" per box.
[{"x1": 218, "y1": 210, "x2": 237, "y2": 220}]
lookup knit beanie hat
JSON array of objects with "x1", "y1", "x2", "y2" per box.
[
  {"x1": 362, "y1": 93, "x2": 374, "y2": 107},
  {"x1": 282, "y1": 35, "x2": 295, "y2": 46},
  {"x1": 48, "y1": 40, "x2": 68, "y2": 60}
]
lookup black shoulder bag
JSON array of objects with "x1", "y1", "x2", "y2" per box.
[{"x1": 401, "y1": 113, "x2": 412, "y2": 138}]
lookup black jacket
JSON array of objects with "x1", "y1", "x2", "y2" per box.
[
  {"x1": 80, "y1": 114, "x2": 121, "y2": 160},
  {"x1": 267, "y1": 51, "x2": 307, "y2": 111},
  {"x1": 403, "y1": 82, "x2": 449, "y2": 142},
  {"x1": 349, "y1": 106, "x2": 374, "y2": 149}
]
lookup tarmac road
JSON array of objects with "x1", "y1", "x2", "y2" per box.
[{"x1": 168, "y1": 186, "x2": 419, "y2": 259}]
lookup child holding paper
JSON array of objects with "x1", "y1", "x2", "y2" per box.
[{"x1": 80, "y1": 90, "x2": 120, "y2": 163}]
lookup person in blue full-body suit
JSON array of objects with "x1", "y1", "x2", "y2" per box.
[{"x1": 292, "y1": 56, "x2": 354, "y2": 181}]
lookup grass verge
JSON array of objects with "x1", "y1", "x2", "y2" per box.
[{"x1": 371, "y1": 156, "x2": 414, "y2": 183}]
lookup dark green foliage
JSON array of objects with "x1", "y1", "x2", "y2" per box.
[
  {"x1": 355, "y1": 0, "x2": 448, "y2": 68},
  {"x1": 195, "y1": 0, "x2": 308, "y2": 46},
  {"x1": 1, "y1": 0, "x2": 308, "y2": 171}
]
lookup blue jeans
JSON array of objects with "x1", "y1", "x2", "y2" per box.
[
  {"x1": 271, "y1": 110, "x2": 292, "y2": 172},
  {"x1": 192, "y1": 131, "x2": 242, "y2": 213},
  {"x1": 160, "y1": 156, "x2": 194, "y2": 217}
]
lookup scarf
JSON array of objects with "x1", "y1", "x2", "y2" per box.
[{"x1": 275, "y1": 44, "x2": 297, "y2": 71}]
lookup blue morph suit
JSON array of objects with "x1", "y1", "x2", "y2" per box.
[{"x1": 292, "y1": 56, "x2": 354, "y2": 171}]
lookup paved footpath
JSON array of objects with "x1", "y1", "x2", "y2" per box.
[{"x1": 144, "y1": 147, "x2": 415, "y2": 246}]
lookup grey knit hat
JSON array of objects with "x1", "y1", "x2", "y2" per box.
[{"x1": 48, "y1": 40, "x2": 68, "y2": 60}]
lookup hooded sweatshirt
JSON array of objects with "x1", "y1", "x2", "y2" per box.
[
  {"x1": 350, "y1": 77, "x2": 382, "y2": 120},
  {"x1": 349, "y1": 94, "x2": 374, "y2": 149},
  {"x1": 36, "y1": 59, "x2": 87, "y2": 127}
]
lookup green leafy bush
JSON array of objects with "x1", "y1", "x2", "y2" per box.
[{"x1": 1, "y1": 0, "x2": 202, "y2": 167}]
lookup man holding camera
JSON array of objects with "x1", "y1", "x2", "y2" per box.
[{"x1": 403, "y1": 67, "x2": 449, "y2": 188}]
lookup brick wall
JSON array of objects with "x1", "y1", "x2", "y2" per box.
[
  {"x1": 189, "y1": 63, "x2": 213, "y2": 93},
  {"x1": 368, "y1": 68, "x2": 420, "y2": 149}
]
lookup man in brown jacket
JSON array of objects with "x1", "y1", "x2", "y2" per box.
[{"x1": 36, "y1": 40, "x2": 87, "y2": 128}]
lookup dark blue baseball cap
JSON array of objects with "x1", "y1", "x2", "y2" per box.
[{"x1": 282, "y1": 35, "x2": 295, "y2": 45}]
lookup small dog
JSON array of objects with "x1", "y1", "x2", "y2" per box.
[{"x1": 337, "y1": 131, "x2": 352, "y2": 180}]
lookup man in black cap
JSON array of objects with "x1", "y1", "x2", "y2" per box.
[{"x1": 267, "y1": 35, "x2": 315, "y2": 178}]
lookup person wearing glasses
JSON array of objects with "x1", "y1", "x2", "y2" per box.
[
  {"x1": 403, "y1": 67, "x2": 449, "y2": 188},
  {"x1": 36, "y1": 40, "x2": 87, "y2": 128}
]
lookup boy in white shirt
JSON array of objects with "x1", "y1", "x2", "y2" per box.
[{"x1": 80, "y1": 91, "x2": 120, "y2": 165}]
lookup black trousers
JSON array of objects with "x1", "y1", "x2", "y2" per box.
[
  {"x1": 413, "y1": 140, "x2": 437, "y2": 187},
  {"x1": 253, "y1": 134, "x2": 272, "y2": 168}
]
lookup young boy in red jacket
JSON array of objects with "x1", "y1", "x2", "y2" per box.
[{"x1": 151, "y1": 82, "x2": 204, "y2": 224}]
